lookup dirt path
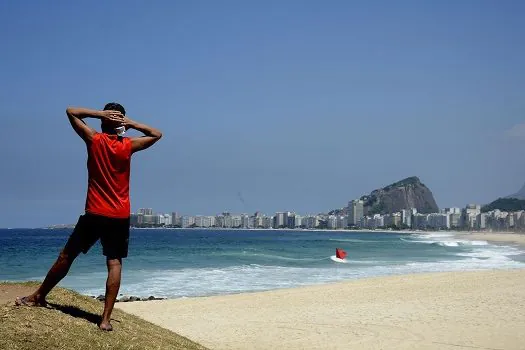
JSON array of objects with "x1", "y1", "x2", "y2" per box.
[{"x1": 0, "y1": 285, "x2": 35, "y2": 306}]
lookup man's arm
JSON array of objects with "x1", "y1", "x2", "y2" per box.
[
  {"x1": 124, "y1": 118, "x2": 163, "y2": 153},
  {"x1": 66, "y1": 107, "x2": 123, "y2": 142}
]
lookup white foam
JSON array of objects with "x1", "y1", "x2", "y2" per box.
[
  {"x1": 411, "y1": 232, "x2": 455, "y2": 239},
  {"x1": 435, "y1": 240, "x2": 488, "y2": 247},
  {"x1": 402, "y1": 237, "x2": 489, "y2": 247},
  {"x1": 330, "y1": 255, "x2": 347, "y2": 263},
  {"x1": 328, "y1": 238, "x2": 382, "y2": 243}
]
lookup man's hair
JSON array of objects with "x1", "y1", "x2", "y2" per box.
[{"x1": 103, "y1": 102, "x2": 126, "y2": 115}]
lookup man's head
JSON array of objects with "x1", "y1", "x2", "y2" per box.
[{"x1": 101, "y1": 102, "x2": 126, "y2": 134}]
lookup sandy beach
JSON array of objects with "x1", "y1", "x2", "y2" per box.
[
  {"x1": 455, "y1": 232, "x2": 525, "y2": 246},
  {"x1": 117, "y1": 269, "x2": 525, "y2": 350}
]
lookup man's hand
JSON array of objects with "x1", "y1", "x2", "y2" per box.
[
  {"x1": 121, "y1": 117, "x2": 162, "y2": 153},
  {"x1": 99, "y1": 110, "x2": 124, "y2": 126},
  {"x1": 120, "y1": 117, "x2": 138, "y2": 130}
]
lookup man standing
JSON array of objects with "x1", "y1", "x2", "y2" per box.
[{"x1": 16, "y1": 103, "x2": 162, "y2": 331}]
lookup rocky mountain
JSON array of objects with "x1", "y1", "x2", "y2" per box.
[{"x1": 330, "y1": 176, "x2": 439, "y2": 216}]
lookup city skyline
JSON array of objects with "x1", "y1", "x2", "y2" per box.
[{"x1": 128, "y1": 201, "x2": 519, "y2": 232}]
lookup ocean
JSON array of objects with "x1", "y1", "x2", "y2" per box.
[{"x1": 1, "y1": 228, "x2": 524, "y2": 299}]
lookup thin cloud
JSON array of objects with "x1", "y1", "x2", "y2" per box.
[{"x1": 507, "y1": 123, "x2": 525, "y2": 139}]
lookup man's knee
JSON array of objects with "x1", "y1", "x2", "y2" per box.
[
  {"x1": 58, "y1": 249, "x2": 78, "y2": 264},
  {"x1": 106, "y1": 258, "x2": 122, "y2": 270}
]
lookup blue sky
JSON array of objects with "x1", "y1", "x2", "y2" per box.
[{"x1": 1, "y1": 0, "x2": 524, "y2": 227}]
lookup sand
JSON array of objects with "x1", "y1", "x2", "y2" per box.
[
  {"x1": 0, "y1": 285, "x2": 34, "y2": 306},
  {"x1": 455, "y1": 232, "x2": 525, "y2": 246},
  {"x1": 117, "y1": 269, "x2": 525, "y2": 350}
]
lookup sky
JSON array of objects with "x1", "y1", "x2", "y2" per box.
[{"x1": 1, "y1": 0, "x2": 524, "y2": 227}]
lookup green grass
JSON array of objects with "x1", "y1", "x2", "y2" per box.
[{"x1": 0, "y1": 282, "x2": 208, "y2": 350}]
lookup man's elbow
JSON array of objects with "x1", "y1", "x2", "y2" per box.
[
  {"x1": 66, "y1": 107, "x2": 78, "y2": 118},
  {"x1": 155, "y1": 131, "x2": 163, "y2": 140}
]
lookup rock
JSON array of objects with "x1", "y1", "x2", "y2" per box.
[
  {"x1": 120, "y1": 296, "x2": 131, "y2": 302},
  {"x1": 361, "y1": 176, "x2": 439, "y2": 215},
  {"x1": 129, "y1": 296, "x2": 141, "y2": 302},
  {"x1": 96, "y1": 295, "x2": 105, "y2": 302},
  {"x1": 148, "y1": 296, "x2": 156, "y2": 301}
]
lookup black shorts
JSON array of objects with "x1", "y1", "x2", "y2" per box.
[{"x1": 65, "y1": 213, "x2": 130, "y2": 259}]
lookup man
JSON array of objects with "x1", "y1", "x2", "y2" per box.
[{"x1": 16, "y1": 103, "x2": 162, "y2": 331}]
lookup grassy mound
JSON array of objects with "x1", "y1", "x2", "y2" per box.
[{"x1": 0, "y1": 282, "x2": 207, "y2": 350}]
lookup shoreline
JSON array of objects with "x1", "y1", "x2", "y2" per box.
[
  {"x1": 117, "y1": 269, "x2": 525, "y2": 350},
  {"x1": 454, "y1": 231, "x2": 525, "y2": 247},
  {"x1": 130, "y1": 227, "x2": 428, "y2": 235}
]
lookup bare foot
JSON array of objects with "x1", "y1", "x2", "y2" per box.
[
  {"x1": 15, "y1": 295, "x2": 47, "y2": 307},
  {"x1": 99, "y1": 321, "x2": 113, "y2": 331}
]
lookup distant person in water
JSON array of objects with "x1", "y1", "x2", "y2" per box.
[{"x1": 16, "y1": 103, "x2": 162, "y2": 331}]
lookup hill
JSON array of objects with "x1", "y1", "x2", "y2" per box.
[
  {"x1": 0, "y1": 282, "x2": 207, "y2": 350},
  {"x1": 330, "y1": 176, "x2": 439, "y2": 216},
  {"x1": 361, "y1": 176, "x2": 439, "y2": 215},
  {"x1": 482, "y1": 197, "x2": 525, "y2": 213}
]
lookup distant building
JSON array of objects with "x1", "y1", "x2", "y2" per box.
[
  {"x1": 427, "y1": 213, "x2": 449, "y2": 229},
  {"x1": 449, "y1": 213, "x2": 462, "y2": 228},
  {"x1": 413, "y1": 214, "x2": 428, "y2": 229},
  {"x1": 294, "y1": 215, "x2": 302, "y2": 228},
  {"x1": 162, "y1": 214, "x2": 172, "y2": 226},
  {"x1": 171, "y1": 212, "x2": 180, "y2": 226},
  {"x1": 138, "y1": 208, "x2": 153, "y2": 216},
  {"x1": 241, "y1": 214, "x2": 250, "y2": 229},
  {"x1": 181, "y1": 216, "x2": 195, "y2": 228},
  {"x1": 401, "y1": 209, "x2": 412, "y2": 228},
  {"x1": 327, "y1": 215, "x2": 337, "y2": 229},
  {"x1": 476, "y1": 213, "x2": 488, "y2": 230},
  {"x1": 262, "y1": 216, "x2": 273, "y2": 229},
  {"x1": 443, "y1": 208, "x2": 462, "y2": 215},
  {"x1": 462, "y1": 204, "x2": 481, "y2": 229},
  {"x1": 337, "y1": 215, "x2": 348, "y2": 229},
  {"x1": 194, "y1": 216, "x2": 215, "y2": 228},
  {"x1": 142, "y1": 214, "x2": 156, "y2": 226},
  {"x1": 301, "y1": 215, "x2": 318, "y2": 229},
  {"x1": 383, "y1": 213, "x2": 401, "y2": 228},
  {"x1": 287, "y1": 213, "x2": 297, "y2": 229},
  {"x1": 348, "y1": 200, "x2": 364, "y2": 226},
  {"x1": 130, "y1": 213, "x2": 139, "y2": 226},
  {"x1": 273, "y1": 212, "x2": 287, "y2": 228},
  {"x1": 231, "y1": 215, "x2": 242, "y2": 228}
]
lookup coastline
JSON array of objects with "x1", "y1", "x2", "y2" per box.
[
  {"x1": 454, "y1": 231, "x2": 525, "y2": 247},
  {"x1": 130, "y1": 226, "x2": 421, "y2": 234},
  {"x1": 117, "y1": 269, "x2": 525, "y2": 350}
]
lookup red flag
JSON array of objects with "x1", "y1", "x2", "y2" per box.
[{"x1": 336, "y1": 248, "x2": 347, "y2": 259}]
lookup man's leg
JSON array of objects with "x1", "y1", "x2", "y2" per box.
[
  {"x1": 16, "y1": 215, "x2": 93, "y2": 307},
  {"x1": 99, "y1": 258, "x2": 122, "y2": 331},
  {"x1": 16, "y1": 248, "x2": 80, "y2": 306}
]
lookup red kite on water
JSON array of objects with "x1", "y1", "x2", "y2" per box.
[{"x1": 336, "y1": 248, "x2": 347, "y2": 260}]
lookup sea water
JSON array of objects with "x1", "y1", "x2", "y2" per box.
[{"x1": 1, "y1": 228, "x2": 524, "y2": 298}]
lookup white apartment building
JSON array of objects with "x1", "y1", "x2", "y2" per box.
[
  {"x1": 348, "y1": 200, "x2": 364, "y2": 226},
  {"x1": 327, "y1": 215, "x2": 337, "y2": 229},
  {"x1": 181, "y1": 216, "x2": 195, "y2": 228},
  {"x1": 413, "y1": 214, "x2": 428, "y2": 229},
  {"x1": 427, "y1": 213, "x2": 450, "y2": 229},
  {"x1": 274, "y1": 212, "x2": 287, "y2": 228}
]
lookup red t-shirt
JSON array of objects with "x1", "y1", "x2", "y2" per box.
[{"x1": 85, "y1": 133, "x2": 132, "y2": 218}]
